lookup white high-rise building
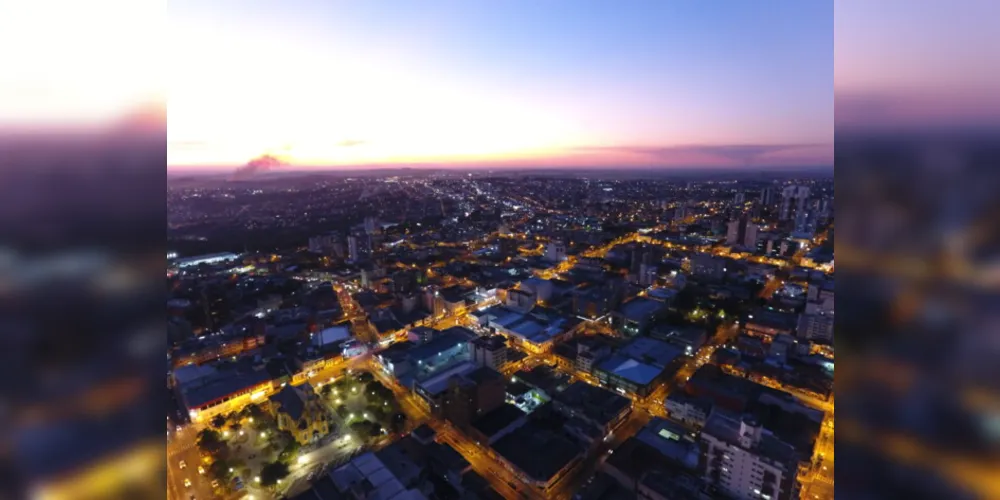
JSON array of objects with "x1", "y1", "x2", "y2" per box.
[{"x1": 701, "y1": 412, "x2": 805, "y2": 500}]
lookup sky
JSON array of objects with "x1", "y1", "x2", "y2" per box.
[
  {"x1": 835, "y1": 0, "x2": 1000, "y2": 132},
  {"x1": 163, "y1": 1, "x2": 833, "y2": 170}
]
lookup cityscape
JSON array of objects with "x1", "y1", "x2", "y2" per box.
[
  {"x1": 166, "y1": 2, "x2": 832, "y2": 500},
  {"x1": 167, "y1": 171, "x2": 834, "y2": 500}
]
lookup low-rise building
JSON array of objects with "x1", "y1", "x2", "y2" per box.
[
  {"x1": 611, "y1": 297, "x2": 668, "y2": 336},
  {"x1": 593, "y1": 337, "x2": 683, "y2": 397},
  {"x1": 664, "y1": 391, "x2": 713, "y2": 429}
]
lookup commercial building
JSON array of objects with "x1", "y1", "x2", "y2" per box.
[
  {"x1": 651, "y1": 324, "x2": 707, "y2": 356},
  {"x1": 475, "y1": 304, "x2": 581, "y2": 353},
  {"x1": 700, "y1": 411, "x2": 806, "y2": 500},
  {"x1": 593, "y1": 337, "x2": 683, "y2": 397},
  {"x1": 174, "y1": 362, "x2": 275, "y2": 424},
  {"x1": 611, "y1": 297, "x2": 668, "y2": 336}
]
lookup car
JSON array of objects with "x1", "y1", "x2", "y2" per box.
[
  {"x1": 197, "y1": 466, "x2": 205, "y2": 475},
  {"x1": 179, "y1": 460, "x2": 187, "y2": 469},
  {"x1": 210, "y1": 480, "x2": 220, "y2": 489},
  {"x1": 184, "y1": 478, "x2": 192, "y2": 488}
]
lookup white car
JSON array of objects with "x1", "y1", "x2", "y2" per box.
[
  {"x1": 198, "y1": 466, "x2": 205, "y2": 475},
  {"x1": 179, "y1": 460, "x2": 187, "y2": 470},
  {"x1": 184, "y1": 478, "x2": 192, "y2": 488}
]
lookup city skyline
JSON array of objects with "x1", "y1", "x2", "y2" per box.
[{"x1": 168, "y1": 1, "x2": 833, "y2": 171}]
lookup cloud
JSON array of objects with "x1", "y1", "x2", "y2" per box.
[
  {"x1": 231, "y1": 154, "x2": 287, "y2": 179},
  {"x1": 337, "y1": 139, "x2": 367, "y2": 147},
  {"x1": 573, "y1": 143, "x2": 832, "y2": 166}
]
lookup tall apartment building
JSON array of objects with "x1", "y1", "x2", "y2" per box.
[
  {"x1": 726, "y1": 217, "x2": 758, "y2": 248},
  {"x1": 759, "y1": 187, "x2": 776, "y2": 206},
  {"x1": 471, "y1": 335, "x2": 508, "y2": 370},
  {"x1": 347, "y1": 231, "x2": 372, "y2": 263},
  {"x1": 701, "y1": 412, "x2": 805, "y2": 500},
  {"x1": 779, "y1": 186, "x2": 810, "y2": 221}
]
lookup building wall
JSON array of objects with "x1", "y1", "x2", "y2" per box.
[
  {"x1": 702, "y1": 434, "x2": 792, "y2": 500},
  {"x1": 187, "y1": 380, "x2": 276, "y2": 424}
]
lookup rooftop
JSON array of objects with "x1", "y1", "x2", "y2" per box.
[
  {"x1": 619, "y1": 297, "x2": 666, "y2": 321},
  {"x1": 491, "y1": 422, "x2": 583, "y2": 483},
  {"x1": 618, "y1": 337, "x2": 684, "y2": 369},
  {"x1": 702, "y1": 410, "x2": 801, "y2": 467},
  {"x1": 471, "y1": 404, "x2": 526, "y2": 439},
  {"x1": 597, "y1": 355, "x2": 662, "y2": 386},
  {"x1": 554, "y1": 382, "x2": 631, "y2": 428}
]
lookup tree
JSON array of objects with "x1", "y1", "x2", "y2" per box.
[
  {"x1": 279, "y1": 439, "x2": 301, "y2": 464},
  {"x1": 321, "y1": 384, "x2": 334, "y2": 396},
  {"x1": 335, "y1": 405, "x2": 349, "y2": 419},
  {"x1": 197, "y1": 429, "x2": 225, "y2": 456},
  {"x1": 350, "y1": 421, "x2": 382, "y2": 439},
  {"x1": 357, "y1": 372, "x2": 375, "y2": 384},
  {"x1": 241, "y1": 403, "x2": 266, "y2": 422},
  {"x1": 259, "y1": 461, "x2": 290, "y2": 487},
  {"x1": 211, "y1": 414, "x2": 227, "y2": 429},
  {"x1": 208, "y1": 459, "x2": 233, "y2": 483}
]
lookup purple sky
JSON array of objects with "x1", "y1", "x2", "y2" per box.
[{"x1": 167, "y1": 1, "x2": 832, "y2": 169}]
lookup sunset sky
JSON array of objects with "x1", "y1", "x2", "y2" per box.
[{"x1": 167, "y1": 1, "x2": 833, "y2": 170}]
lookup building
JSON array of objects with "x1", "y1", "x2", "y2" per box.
[
  {"x1": 664, "y1": 391, "x2": 713, "y2": 429},
  {"x1": 745, "y1": 310, "x2": 798, "y2": 339},
  {"x1": 551, "y1": 382, "x2": 632, "y2": 435},
  {"x1": 375, "y1": 327, "x2": 476, "y2": 388},
  {"x1": 796, "y1": 312, "x2": 833, "y2": 343},
  {"x1": 545, "y1": 240, "x2": 567, "y2": 262},
  {"x1": 504, "y1": 288, "x2": 536, "y2": 312},
  {"x1": 651, "y1": 324, "x2": 707, "y2": 356},
  {"x1": 636, "y1": 418, "x2": 700, "y2": 470},
  {"x1": 594, "y1": 337, "x2": 683, "y2": 397},
  {"x1": 174, "y1": 363, "x2": 275, "y2": 424},
  {"x1": 726, "y1": 217, "x2": 758, "y2": 248},
  {"x1": 471, "y1": 335, "x2": 508, "y2": 370},
  {"x1": 700, "y1": 411, "x2": 805, "y2": 500},
  {"x1": 325, "y1": 451, "x2": 428, "y2": 500},
  {"x1": 759, "y1": 187, "x2": 776, "y2": 206},
  {"x1": 779, "y1": 185, "x2": 810, "y2": 221},
  {"x1": 690, "y1": 254, "x2": 727, "y2": 281},
  {"x1": 572, "y1": 286, "x2": 617, "y2": 319},
  {"x1": 611, "y1": 297, "x2": 667, "y2": 336},
  {"x1": 490, "y1": 421, "x2": 584, "y2": 492},
  {"x1": 268, "y1": 383, "x2": 331, "y2": 445},
  {"x1": 440, "y1": 366, "x2": 506, "y2": 429},
  {"x1": 476, "y1": 304, "x2": 581, "y2": 354},
  {"x1": 347, "y1": 231, "x2": 372, "y2": 263}
]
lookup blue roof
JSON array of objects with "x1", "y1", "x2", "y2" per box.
[
  {"x1": 620, "y1": 298, "x2": 665, "y2": 321},
  {"x1": 618, "y1": 337, "x2": 684, "y2": 369},
  {"x1": 597, "y1": 355, "x2": 662, "y2": 386}
]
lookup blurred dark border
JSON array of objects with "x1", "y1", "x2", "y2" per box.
[{"x1": 0, "y1": 108, "x2": 167, "y2": 500}]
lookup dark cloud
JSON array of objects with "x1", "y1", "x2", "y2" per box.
[{"x1": 231, "y1": 154, "x2": 287, "y2": 179}]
